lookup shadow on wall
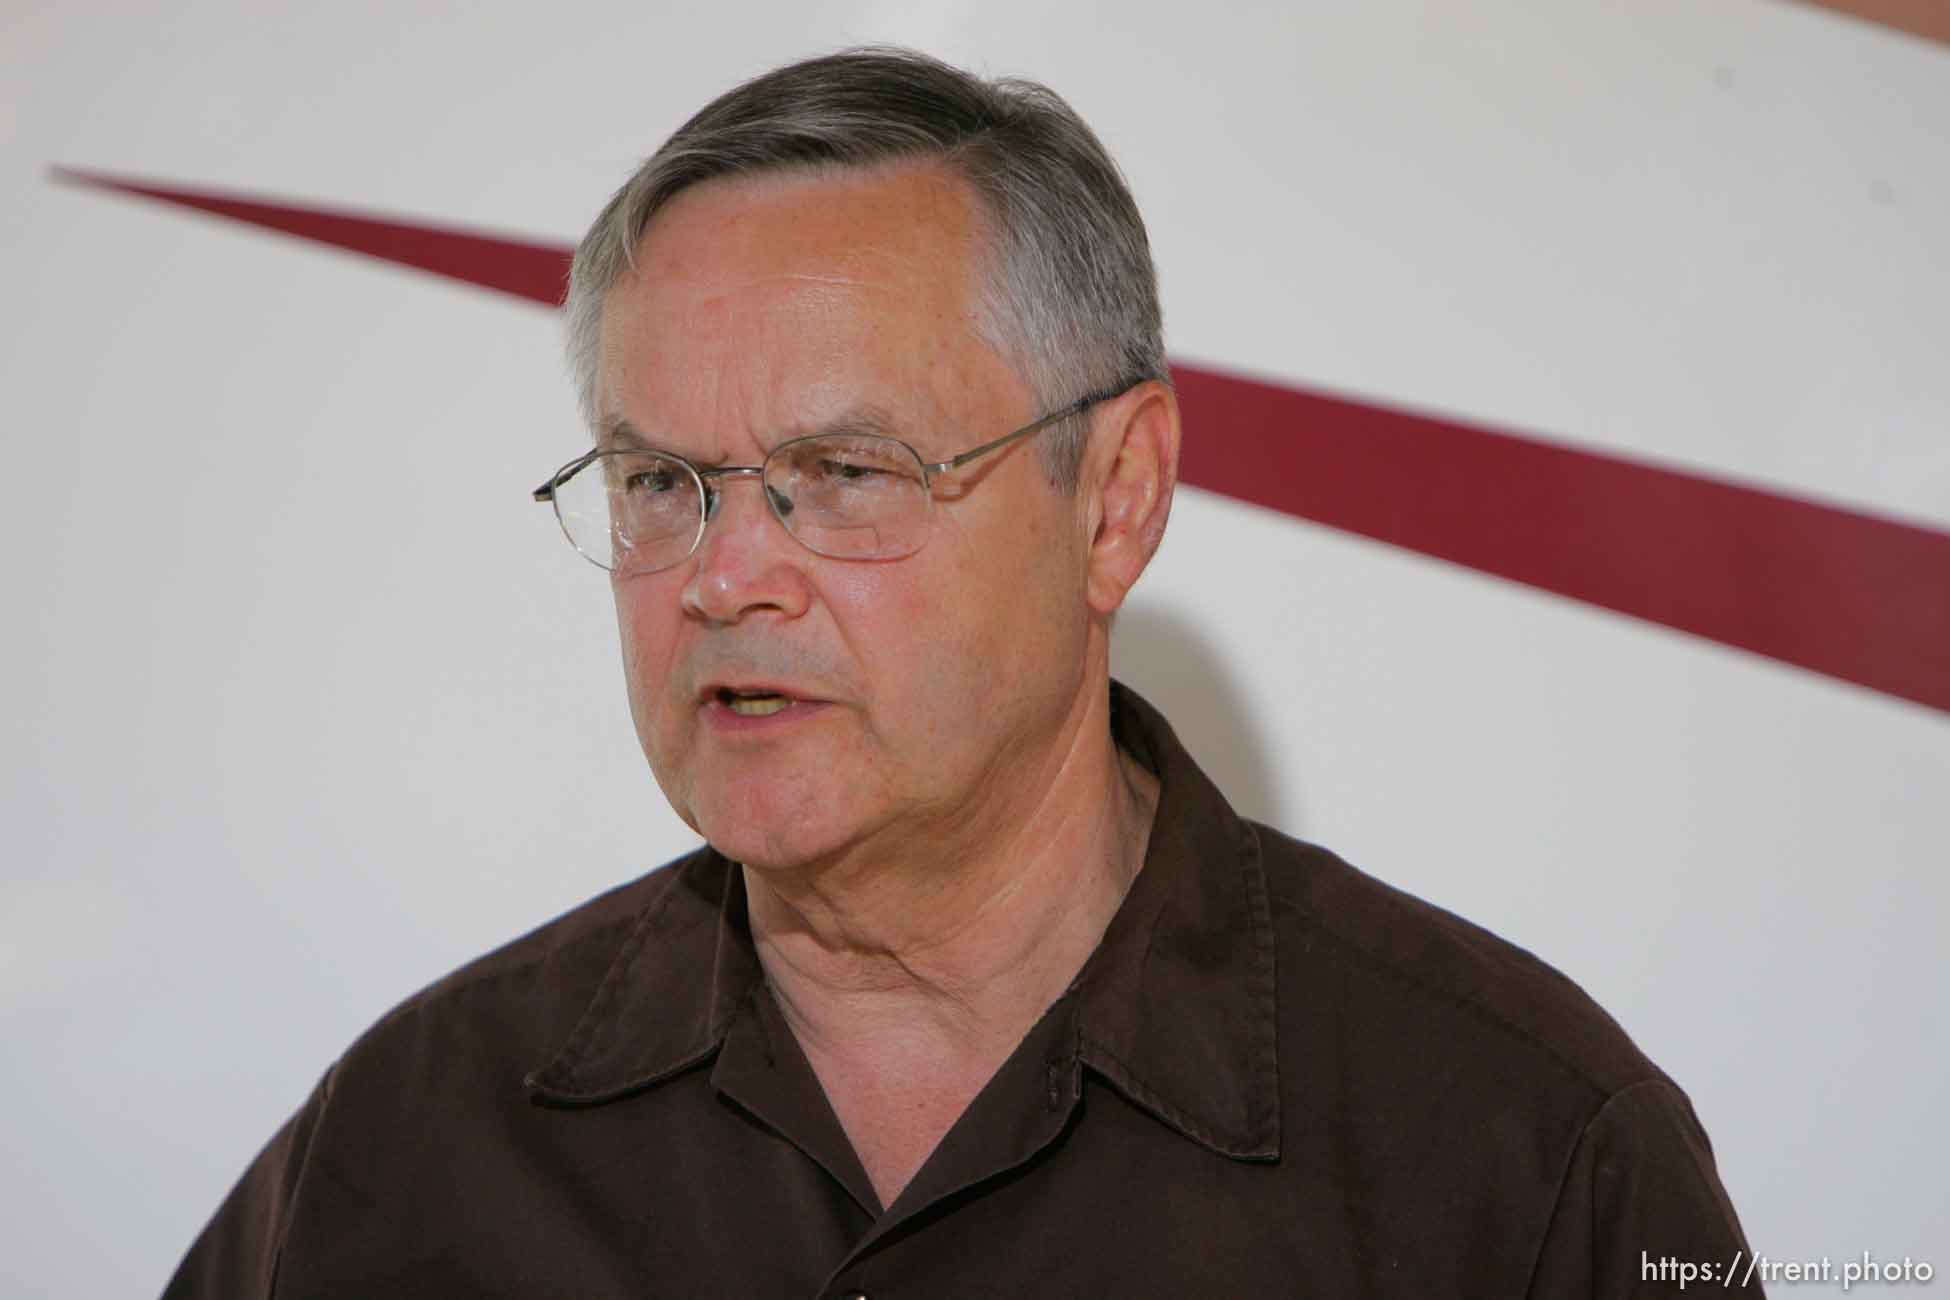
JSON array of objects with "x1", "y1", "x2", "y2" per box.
[{"x1": 1110, "y1": 602, "x2": 1295, "y2": 833}]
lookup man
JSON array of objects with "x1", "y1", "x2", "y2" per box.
[{"x1": 167, "y1": 48, "x2": 1759, "y2": 1297}]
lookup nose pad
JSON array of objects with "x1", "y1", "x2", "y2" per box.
[{"x1": 699, "y1": 473, "x2": 793, "y2": 543}]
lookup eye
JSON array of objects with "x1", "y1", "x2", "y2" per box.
[
  {"x1": 624, "y1": 466, "x2": 684, "y2": 494},
  {"x1": 771, "y1": 436, "x2": 922, "y2": 502},
  {"x1": 822, "y1": 458, "x2": 884, "y2": 481}
]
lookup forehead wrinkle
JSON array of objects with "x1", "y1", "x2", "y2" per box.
[
  {"x1": 765, "y1": 271, "x2": 876, "y2": 288},
  {"x1": 597, "y1": 167, "x2": 1013, "y2": 465}
]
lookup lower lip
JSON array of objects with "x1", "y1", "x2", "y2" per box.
[{"x1": 702, "y1": 697, "x2": 830, "y2": 734}]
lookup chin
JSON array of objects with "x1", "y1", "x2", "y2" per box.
[
  {"x1": 689, "y1": 775, "x2": 849, "y2": 872},
  {"x1": 699, "y1": 819, "x2": 838, "y2": 874}
]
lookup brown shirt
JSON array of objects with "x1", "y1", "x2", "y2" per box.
[{"x1": 165, "y1": 684, "x2": 1760, "y2": 1298}]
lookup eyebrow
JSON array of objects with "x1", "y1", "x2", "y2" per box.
[
  {"x1": 815, "y1": 404, "x2": 907, "y2": 441},
  {"x1": 596, "y1": 419, "x2": 665, "y2": 454},
  {"x1": 596, "y1": 404, "x2": 919, "y2": 460}
]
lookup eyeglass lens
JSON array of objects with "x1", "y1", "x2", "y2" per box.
[{"x1": 551, "y1": 436, "x2": 933, "y2": 575}]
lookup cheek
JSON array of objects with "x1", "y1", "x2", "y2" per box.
[
  {"x1": 970, "y1": 494, "x2": 1087, "y2": 647},
  {"x1": 819, "y1": 562, "x2": 938, "y2": 691},
  {"x1": 613, "y1": 580, "x2": 685, "y2": 730},
  {"x1": 815, "y1": 557, "x2": 979, "y2": 740}
]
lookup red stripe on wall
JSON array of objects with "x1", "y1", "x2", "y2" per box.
[
  {"x1": 59, "y1": 169, "x2": 1950, "y2": 715},
  {"x1": 1788, "y1": 0, "x2": 1950, "y2": 48},
  {"x1": 54, "y1": 168, "x2": 573, "y2": 307},
  {"x1": 1173, "y1": 365, "x2": 1950, "y2": 714}
]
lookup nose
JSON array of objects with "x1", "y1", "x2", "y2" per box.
[{"x1": 681, "y1": 470, "x2": 814, "y2": 625}]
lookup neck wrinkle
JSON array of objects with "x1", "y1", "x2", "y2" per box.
[{"x1": 745, "y1": 673, "x2": 1158, "y2": 1059}]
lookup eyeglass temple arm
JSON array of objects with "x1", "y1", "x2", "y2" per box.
[
  {"x1": 532, "y1": 447, "x2": 602, "y2": 502},
  {"x1": 922, "y1": 381, "x2": 1138, "y2": 475}
]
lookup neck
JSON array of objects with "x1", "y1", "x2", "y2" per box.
[{"x1": 743, "y1": 676, "x2": 1159, "y2": 1066}]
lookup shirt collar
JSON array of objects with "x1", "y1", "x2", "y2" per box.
[{"x1": 525, "y1": 681, "x2": 1281, "y2": 1163}]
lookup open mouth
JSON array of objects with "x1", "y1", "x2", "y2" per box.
[{"x1": 717, "y1": 688, "x2": 792, "y2": 718}]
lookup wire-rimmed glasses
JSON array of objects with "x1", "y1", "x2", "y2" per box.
[{"x1": 532, "y1": 381, "x2": 1138, "y2": 576}]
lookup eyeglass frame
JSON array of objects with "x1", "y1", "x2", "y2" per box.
[{"x1": 531, "y1": 377, "x2": 1144, "y2": 572}]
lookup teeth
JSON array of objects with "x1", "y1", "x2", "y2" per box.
[{"x1": 726, "y1": 694, "x2": 790, "y2": 717}]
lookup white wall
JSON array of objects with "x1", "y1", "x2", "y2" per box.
[{"x1": 3, "y1": 2, "x2": 1944, "y2": 1295}]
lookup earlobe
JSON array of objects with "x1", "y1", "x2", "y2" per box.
[{"x1": 1084, "y1": 382, "x2": 1181, "y2": 615}]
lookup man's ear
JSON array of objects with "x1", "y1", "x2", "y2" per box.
[{"x1": 1082, "y1": 380, "x2": 1181, "y2": 616}]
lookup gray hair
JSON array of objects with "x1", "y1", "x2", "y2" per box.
[{"x1": 564, "y1": 46, "x2": 1166, "y2": 492}]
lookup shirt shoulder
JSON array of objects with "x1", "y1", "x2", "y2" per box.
[
  {"x1": 337, "y1": 844, "x2": 719, "y2": 1089},
  {"x1": 163, "y1": 849, "x2": 724, "y2": 1299},
  {"x1": 1245, "y1": 825, "x2": 1762, "y2": 1290},
  {"x1": 1255, "y1": 821, "x2": 1665, "y2": 1107}
]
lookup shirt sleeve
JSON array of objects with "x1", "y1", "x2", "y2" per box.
[
  {"x1": 1525, "y1": 1076, "x2": 1765, "y2": 1298},
  {"x1": 160, "y1": 1064, "x2": 337, "y2": 1300}
]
